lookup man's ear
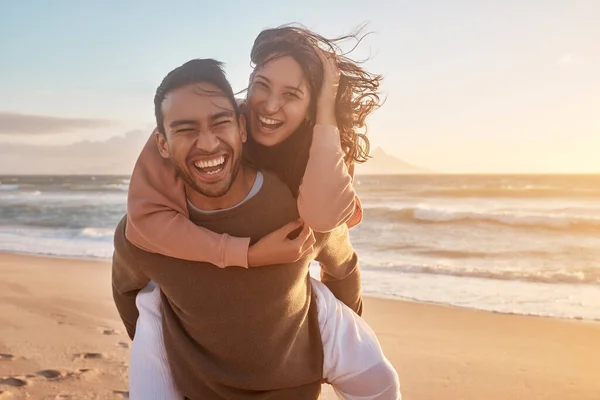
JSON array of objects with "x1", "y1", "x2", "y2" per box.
[
  {"x1": 238, "y1": 114, "x2": 247, "y2": 143},
  {"x1": 154, "y1": 128, "x2": 170, "y2": 159}
]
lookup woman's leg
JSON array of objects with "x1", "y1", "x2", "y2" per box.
[
  {"x1": 129, "y1": 281, "x2": 183, "y2": 400},
  {"x1": 311, "y1": 278, "x2": 401, "y2": 400}
]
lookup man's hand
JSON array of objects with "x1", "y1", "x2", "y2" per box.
[{"x1": 247, "y1": 219, "x2": 316, "y2": 267}]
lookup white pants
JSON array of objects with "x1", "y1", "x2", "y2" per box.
[{"x1": 130, "y1": 278, "x2": 400, "y2": 400}]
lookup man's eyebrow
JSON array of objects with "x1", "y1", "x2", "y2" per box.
[
  {"x1": 168, "y1": 111, "x2": 234, "y2": 128},
  {"x1": 255, "y1": 74, "x2": 304, "y2": 95},
  {"x1": 210, "y1": 110, "x2": 235, "y2": 121},
  {"x1": 169, "y1": 119, "x2": 197, "y2": 128}
]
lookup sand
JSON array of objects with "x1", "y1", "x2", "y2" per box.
[{"x1": 0, "y1": 252, "x2": 598, "y2": 400}]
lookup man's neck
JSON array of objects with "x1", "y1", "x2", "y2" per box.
[{"x1": 185, "y1": 166, "x2": 257, "y2": 211}]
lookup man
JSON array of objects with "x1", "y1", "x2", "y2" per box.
[{"x1": 112, "y1": 59, "x2": 397, "y2": 400}]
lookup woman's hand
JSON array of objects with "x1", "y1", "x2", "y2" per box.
[
  {"x1": 315, "y1": 49, "x2": 340, "y2": 127},
  {"x1": 247, "y1": 219, "x2": 316, "y2": 267}
]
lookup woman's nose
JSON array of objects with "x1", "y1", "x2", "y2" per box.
[{"x1": 263, "y1": 94, "x2": 282, "y2": 114}]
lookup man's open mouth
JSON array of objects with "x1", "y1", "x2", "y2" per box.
[
  {"x1": 192, "y1": 155, "x2": 228, "y2": 177},
  {"x1": 257, "y1": 114, "x2": 284, "y2": 131}
]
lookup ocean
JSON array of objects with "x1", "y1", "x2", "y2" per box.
[{"x1": 1, "y1": 174, "x2": 599, "y2": 321}]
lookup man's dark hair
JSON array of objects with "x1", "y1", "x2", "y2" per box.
[{"x1": 154, "y1": 59, "x2": 239, "y2": 135}]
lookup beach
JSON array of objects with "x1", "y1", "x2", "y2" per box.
[{"x1": 1, "y1": 252, "x2": 598, "y2": 399}]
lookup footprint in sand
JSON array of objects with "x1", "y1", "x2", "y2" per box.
[
  {"x1": 51, "y1": 313, "x2": 70, "y2": 326},
  {"x1": 0, "y1": 377, "x2": 28, "y2": 387},
  {"x1": 77, "y1": 368, "x2": 100, "y2": 378},
  {"x1": 74, "y1": 352, "x2": 104, "y2": 360},
  {"x1": 100, "y1": 328, "x2": 118, "y2": 336},
  {"x1": 37, "y1": 369, "x2": 68, "y2": 380},
  {"x1": 0, "y1": 354, "x2": 13, "y2": 361},
  {"x1": 113, "y1": 390, "x2": 129, "y2": 398}
]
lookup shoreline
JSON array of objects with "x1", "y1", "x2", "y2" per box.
[{"x1": 1, "y1": 250, "x2": 598, "y2": 325}]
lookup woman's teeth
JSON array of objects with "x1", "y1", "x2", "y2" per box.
[
  {"x1": 258, "y1": 114, "x2": 283, "y2": 129},
  {"x1": 194, "y1": 156, "x2": 226, "y2": 175}
]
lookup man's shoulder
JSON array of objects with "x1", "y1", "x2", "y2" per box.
[
  {"x1": 255, "y1": 169, "x2": 294, "y2": 199},
  {"x1": 313, "y1": 223, "x2": 353, "y2": 258},
  {"x1": 231, "y1": 169, "x2": 300, "y2": 240},
  {"x1": 314, "y1": 223, "x2": 351, "y2": 243},
  {"x1": 113, "y1": 215, "x2": 147, "y2": 261},
  {"x1": 258, "y1": 169, "x2": 284, "y2": 186},
  {"x1": 113, "y1": 215, "x2": 128, "y2": 247}
]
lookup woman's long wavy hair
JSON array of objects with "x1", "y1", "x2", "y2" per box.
[{"x1": 243, "y1": 24, "x2": 383, "y2": 195}]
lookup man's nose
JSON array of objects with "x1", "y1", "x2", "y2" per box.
[{"x1": 195, "y1": 131, "x2": 220, "y2": 153}]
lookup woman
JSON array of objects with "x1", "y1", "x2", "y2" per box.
[{"x1": 127, "y1": 26, "x2": 400, "y2": 399}]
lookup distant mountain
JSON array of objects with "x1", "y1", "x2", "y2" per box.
[
  {"x1": 0, "y1": 131, "x2": 431, "y2": 176},
  {"x1": 0, "y1": 130, "x2": 149, "y2": 175},
  {"x1": 355, "y1": 147, "x2": 431, "y2": 175}
]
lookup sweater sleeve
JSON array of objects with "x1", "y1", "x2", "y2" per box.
[
  {"x1": 297, "y1": 124, "x2": 362, "y2": 232},
  {"x1": 112, "y1": 217, "x2": 151, "y2": 340},
  {"x1": 345, "y1": 195, "x2": 363, "y2": 229},
  {"x1": 126, "y1": 132, "x2": 251, "y2": 268},
  {"x1": 314, "y1": 227, "x2": 363, "y2": 316}
]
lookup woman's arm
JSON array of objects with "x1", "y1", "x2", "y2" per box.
[
  {"x1": 296, "y1": 124, "x2": 362, "y2": 232},
  {"x1": 126, "y1": 131, "x2": 314, "y2": 268},
  {"x1": 296, "y1": 50, "x2": 363, "y2": 232},
  {"x1": 126, "y1": 132, "x2": 250, "y2": 268}
]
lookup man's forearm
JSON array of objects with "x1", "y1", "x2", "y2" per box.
[
  {"x1": 112, "y1": 217, "x2": 151, "y2": 339},
  {"x1": 112, "y1": 282, "x2": 141, "y2": 340},
  {"x1": 319, "y1": 253, "x2": 363, "y2": 315},
  {"x1": 315, "y1": 225, "x2": 363, "y2": 315}
]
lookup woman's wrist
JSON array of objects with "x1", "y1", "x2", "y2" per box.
[{"x1": 315, "y1": 105, "x2": 337, "y2": 126}]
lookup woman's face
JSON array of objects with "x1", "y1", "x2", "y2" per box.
[{"x1": 247, "y1": 55, "x2": 311, "y2": 147}]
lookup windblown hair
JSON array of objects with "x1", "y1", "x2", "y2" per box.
[{"x1": 244, "y1": 24, "x2": 383, "y2": 194}]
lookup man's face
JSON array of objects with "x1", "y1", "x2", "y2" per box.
[{"x1": 156, "y1": 83, "x2": 246, "y2": 198}]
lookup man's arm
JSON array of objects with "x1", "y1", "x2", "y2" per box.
[
  {"x1": 314, "y1": 225, "x2": 363, "y2": 316},
  {"x1": 112, "y1": 216, "x2": 151, "y2": 340}
]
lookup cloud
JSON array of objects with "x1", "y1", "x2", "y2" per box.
[
  {"x1": 0, "y1": 111, "x2": 114, "y2": 134},
  {"x1": 0, "y1": 130, "x2": 150, "y2": 174}
]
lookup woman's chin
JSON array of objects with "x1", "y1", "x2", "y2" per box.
[
  {"x1": 251, "y1": 133, "x2": 282, "y2": 147},
  {"x1": 251, "y1": 125, "x2": 294, "y2": 147}
]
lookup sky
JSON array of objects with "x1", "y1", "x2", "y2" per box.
[{"x1": 1, "y1": 0, "x2": 599, "y2": 174}]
